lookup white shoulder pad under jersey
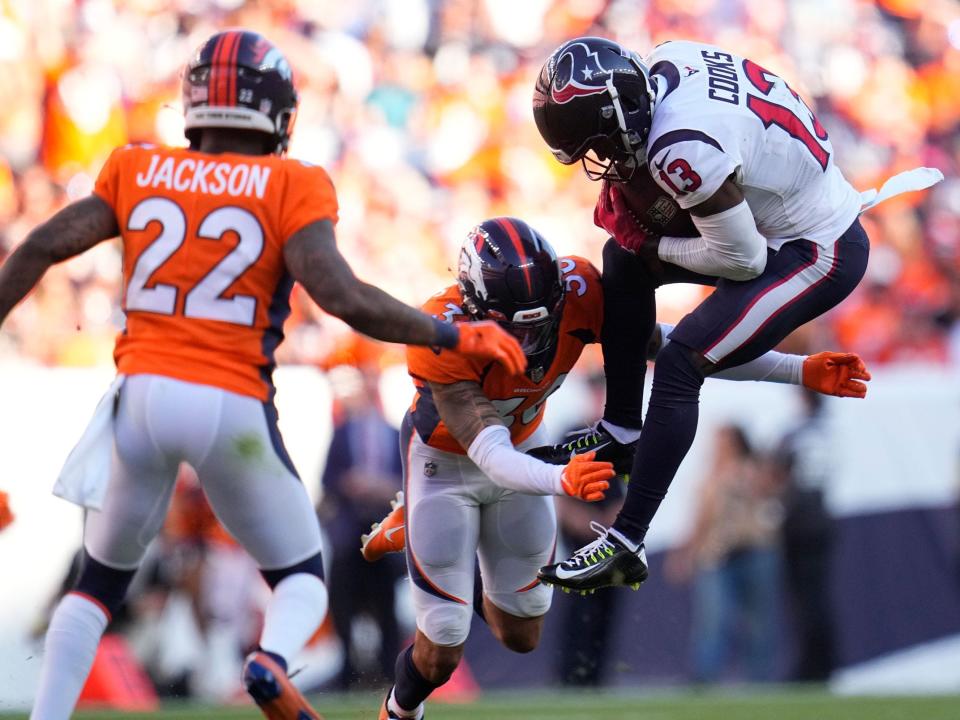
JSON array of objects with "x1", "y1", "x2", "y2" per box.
[{"x1": 643, "y1": 40, "x2": 861, "y2": 249}]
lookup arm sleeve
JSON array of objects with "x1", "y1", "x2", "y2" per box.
[
  {"x1": 467, "y1": 425, "x2": 564, "y2": 496},
  {"x1": 655, "y1": 322, "x2": 803, "y2": 383},
  {"x1": 657, "y1": 200, "x2": 768, "y2": 281},
  {"x1": 712, "y1": 351, "x2": 804, "y2": 384}
]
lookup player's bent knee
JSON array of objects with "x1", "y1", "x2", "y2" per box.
[
  {"x1": 654, "y1": 339, "x2": 710, "y2": 382},
  {"x1": 490, "y1": 613, "x2": 544, "y2": 654},
  {"x1": 417, "y1": 602, "x2": 473, "y2": 647},
  {"x1": 483, "y1": 596, "x2": 546, "y2": 653},
  {"x1": 500, "y1": 625, "x2": 541, "y2": 654},
  {"x1": 74, "y1": 550, "x2": 137, "y2": 618}
]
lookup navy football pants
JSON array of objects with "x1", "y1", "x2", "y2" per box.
[{"x1": 603, "y1": 219, "x2": 869, "y2": 540}]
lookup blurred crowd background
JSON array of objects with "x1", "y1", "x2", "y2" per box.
[{"x1": 1, "y1": 0, "x2": 959, "y2": 368}]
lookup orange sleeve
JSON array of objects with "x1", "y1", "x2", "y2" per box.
[
  {"x1": 406, "y1": 291, "x2": 482, "y2": 385},
  {"x1": 407, "y1": 343, "x2": 481, "y2": 385},
  {"x1": 280, "y1": 162, "x2": 339, "y2": 241},
  {"x1": 92, "y1": 146, "x2": 127, "y2": 211},
  {"x1": 562, "y1": 256, "x2": 604, "y2": 340}
]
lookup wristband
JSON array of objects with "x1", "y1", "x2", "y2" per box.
[{"x1": 433, "y1": 319, "x2": 460, "y2": 349}]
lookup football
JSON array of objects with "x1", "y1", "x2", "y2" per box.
[{"x1": 618, "y1": 166, "x2": 698, "y2": 237}]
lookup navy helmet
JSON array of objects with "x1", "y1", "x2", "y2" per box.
[
  {"x1": 182, "y1": 30, "x2": 298, "y2": 154},
  {"x1": 458, "y1": 218, "x2": 564, "y2": 374},
  {"x1": 533, "y1": 37, "x2": 655, "y2": 181}
]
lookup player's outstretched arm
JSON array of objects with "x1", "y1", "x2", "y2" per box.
[
  {"x1": 0, "y1": 196, "x2": 118, "y2": 327},
  {"x1": 648, "y1": 323, "x2": 871, "y2": 398},
  {"x1": 431, "y1": 380, "x2": 612, "y2": 501},
  {"x1": 285, "y1": 221, "x2": 525, "y2": 373}
]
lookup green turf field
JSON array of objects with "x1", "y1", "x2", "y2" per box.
[{"x1": 3, "y1": 688, "x2": 959, "y2": 720}]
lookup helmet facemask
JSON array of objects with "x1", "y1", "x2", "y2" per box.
[{"x1": 579, "y1": 76, "x2": 653, "y2": 182}]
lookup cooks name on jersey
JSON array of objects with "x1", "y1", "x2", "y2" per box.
[
  {"x1": 135, "y1": 155, "x2": 271, "y2": 199},
  {"x1": 701, "y1": 49, "x2": 740, "y2": 105}
]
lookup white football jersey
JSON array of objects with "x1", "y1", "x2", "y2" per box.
[{"x1": 644, "y1": 40, "x2": 861, "y2": 249}]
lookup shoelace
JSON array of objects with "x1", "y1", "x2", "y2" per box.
[
  {"x1": 564, "y1": 521, "x2": 617, "y2": 568},
  {"x1": 561, "y1": 423, "x2": 605, "y2": 452}
]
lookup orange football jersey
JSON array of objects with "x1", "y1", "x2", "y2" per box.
[
  {"x1": 407, "y1": 256, "x2": 603, "y2": 454},
  {"x1": 94, "y1": 144, "x2": 338, "y2": 400}
]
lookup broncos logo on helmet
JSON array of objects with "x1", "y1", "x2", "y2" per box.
[{"x1": 459, "y1": 228, "x2": 491, "y2": 303}]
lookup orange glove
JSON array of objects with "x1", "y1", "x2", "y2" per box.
[
  {"x1": 560, "y1": 451, "x2": 615, "y2": 502},
  {"x1": 0, "y1": 491, "x2": 13, "y2": 532},
  {"x1": 456, "y1": 321, "x2": 527, "y2": 376},
  {"x1": 802, "y1": 351, "x2": 872, "y2": 398}
]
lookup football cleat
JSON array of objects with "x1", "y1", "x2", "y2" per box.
[
  {"x1": 242, "y1": 651, "x2": 322, "y2": 720},
  {"x1": 361, "y1": 491, "x2": 406, "y2": 562},
  {"x1": 527, "y1": 421, "x2": 638, "y2": 477},
  {"x1": 378, "y1": 689, "x2": 424, "y2": 720},
  {"x1": 538, "y1": 522, "x2": 648, "y2": 593}
]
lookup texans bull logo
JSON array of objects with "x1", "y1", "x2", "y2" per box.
[{"x1": 549, "y1": 41, "x2": 612, "y2": 104}]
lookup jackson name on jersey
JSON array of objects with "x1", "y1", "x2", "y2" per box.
[
  {"x1": 94, "y1": 143, "x2": 339, "y2": 401},
  {"x1": 644, "y1": 40, "x2": 862, "y2": 249}
]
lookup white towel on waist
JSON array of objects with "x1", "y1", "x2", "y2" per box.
[
  {"x1": 53, "y1": 375, "x2": 125, "y2": 510},
  {"x1": 859, "y1": 167, "x2": 944, "y2": 214}
]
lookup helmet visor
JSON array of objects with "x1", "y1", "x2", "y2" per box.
[
  {"x1": 497, "y1": 297, "x2": 564, "y2": 360},
  {"x1": 504, "y1": 316, "x2": 557, "y2": 357}
]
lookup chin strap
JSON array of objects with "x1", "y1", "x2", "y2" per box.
[{"x1": 604, "y1": 77, "x2": 635, "y2": 159}]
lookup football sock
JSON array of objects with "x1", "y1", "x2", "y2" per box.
[
  {"x1": 599, "y1": 239, "x2": 656, "y2": 430},
  {"x1": 30, "y1": 593, "x2": 109, "y2": 720},
  {"x1": 612, "y1": 340, "x2": 705, "y2": 545},
  {"x1": 74, "y1": 552, "x2": 136, "y2": 616},
  {"x1": 600, "y1": 419, "x2": 642, "y2": 444},
  {"x1": 608, "y1": 526, "x2": 639, "y2": 553},
  {"x1": 392, "y1": 645, "x2": 440, "y2": 714},
  {"x1": 387, "y1": 687, "x2": 425, "y2": 719},
  {"x1": 258, "y1": 573, "x2": 328, "y2": 665}
]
